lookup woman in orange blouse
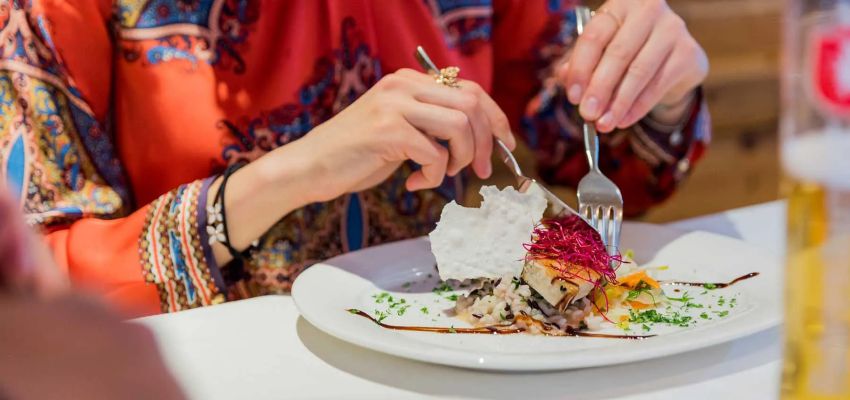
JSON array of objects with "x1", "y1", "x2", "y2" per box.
[{"x1": 1, "y1": 0, "x2": 709, "y2": 316}]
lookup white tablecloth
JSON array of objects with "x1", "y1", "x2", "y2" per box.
[{"x1": 138, "y1": 201, "x2": 786, "y2": 400}]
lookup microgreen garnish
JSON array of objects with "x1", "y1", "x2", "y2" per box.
[{"x1": 524, "y1": 215, "x2": 622, "y2": 293}]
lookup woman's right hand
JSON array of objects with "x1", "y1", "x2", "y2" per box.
[
  {"x1": 219, "y1": 69, "x2": 515, "y2": 256},
  {"x1": 290, "y1": 68, "x2": 516, "y2": 201}
]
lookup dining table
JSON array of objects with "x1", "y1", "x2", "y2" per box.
[{"x1": 138, "y1": 200, "x2": 787, "y2": 400}]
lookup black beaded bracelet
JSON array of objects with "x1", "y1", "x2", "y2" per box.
[{"x1": 207, "y1": 161, "x2": 256, "y2": 265}]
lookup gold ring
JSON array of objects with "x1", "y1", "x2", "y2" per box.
[
  {"x1": 595, "y1": 8, "x2": 623, "y2": 30},
  {"x1": 435, "y1": 66, "x2": 461, "y2": 88}
]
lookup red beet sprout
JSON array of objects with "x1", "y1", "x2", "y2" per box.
[{"x1": 523, "y1": 214, "x2": 621, "y2": 290}]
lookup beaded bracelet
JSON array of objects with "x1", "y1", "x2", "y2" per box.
[{"x1": 206, "y1": 162, "x2": 258, "y2": 265}]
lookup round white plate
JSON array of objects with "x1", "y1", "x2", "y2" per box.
[{"x1": 292, "y1": 222, "x2": 782, "y2": 371}]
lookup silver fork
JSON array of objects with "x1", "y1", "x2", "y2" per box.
[
  {"x1": 575, "y1": 6, "x2": 624, "y2": 255},
  {"x1": 414, "y1": 46, "x2": 581, "y2": 219}
]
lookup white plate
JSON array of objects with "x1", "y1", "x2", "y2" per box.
[{"x1": 292, "y1": 223, "x2": 782, "y2": 371}]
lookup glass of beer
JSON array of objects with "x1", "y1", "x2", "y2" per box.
[{"x1": 781, "y1": 1, "x2": 850, "y2": 399}]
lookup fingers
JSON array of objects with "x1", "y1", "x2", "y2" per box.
[
  {"x1": 596, "y1": 16, "x2": 679, "y2": 132},
  {"x1": 396, "y1": 69, "x2": 513, "y2": 179},
  {"x1": 476, "y1": 87, "x2": 516, "y2": 150},
  {"x1": 564, "y1": 3, "x2": 621, "y2": 106},
  {"x1": 617, "y1": 43, "x2": 688, "y2": 128},
  {"x1": 402, "y1": 128, "x2": 450, "y2": 191},
  {"x1": 402, "y1": 101, "x2": 474, "y2": 176},
  {"x1": 580, "y1": 1, "x2": 663, "y2": 125}
]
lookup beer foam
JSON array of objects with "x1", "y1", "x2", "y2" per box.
[
  {"x1": 782, "y1": 129, "x2": 850, "y2": 190},
  {"x1": 429, "y1": 185, "x2": 547, "y2": 281}
]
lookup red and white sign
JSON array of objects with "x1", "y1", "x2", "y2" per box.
[{"x1": 812, "y1": 27, "x2": 850, "y2": 117}]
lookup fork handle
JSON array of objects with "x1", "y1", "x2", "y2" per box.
[{"x1": 582, "y1": 123, "x2": 600, "y2": 172}]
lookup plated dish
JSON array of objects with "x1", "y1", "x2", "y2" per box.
[{"x1": 292, "y1": 186, "x2": 781, "y2": 371}]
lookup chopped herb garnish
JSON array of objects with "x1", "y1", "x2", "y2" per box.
[
  {"x1": 714, "y1": 310, "x2": 730, "y2": 317},
  {"x1": 629, "y1": 309, "x2": 692, "y2": 327},
  {"x1": 699, "y1": 312, "x2": 710, "y2": 320},
  {"x1": 420, "y1": 307, "x2": 429, "y2": 315},
  {"x1": 626, "y1": 283, "x2": 656, "y2": 305},
  {"x1": 499, "y1": 312, "x2": 506, "y2": 321},
  {"x1": 642, "y1": 324, "x2": 651, "y2": 332},
  {"x1": 348, "y1": 309, "x2": 359, "y2": 314},
  {"x1": 511, "y1": 277, "x2": 522, "y2": 289},
  {"x1": 626, "y1": 289, "x2": 643, "y2": 301},
  {"x1": 717, "y1": 296, "x2": 726, "y2": 306},
  {"x1": 700, "y1": 290, "x2": 708, "y2": 295},
  {"x1": 704, "y1": 283, "x2": 717, "y2": 290},
  {"x1": 449, "y1": 326, "x2": 457, "y2": 334},
  {"x1": 397, "y1": 305, "x2": 411, "y2": 316},
  {"x1": 432, "y1": 282, "x2": 453, "y2": 294},
  {"x1": 667, "y1": 292, "x2": 693, "y2": 303},
  {"x1": 446, "y1": 294, "x2": 459, "y2": 301},
  {"x1": 374, "y1": 310, "x2": 389, "y2": 323},
  {"x1": 372, "y1": 292, "x2": 391, "y2": 304},
  {"x1": 685, "y1": 302, "x2": 704, "y2": 309}
]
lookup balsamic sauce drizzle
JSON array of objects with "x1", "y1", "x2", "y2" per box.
[
  {"x1": 346, "y1": 309, "x2": 654, "y2": 340},
  {"x1": 660, "y1": 272, "x2": 760, "y2": 288}
]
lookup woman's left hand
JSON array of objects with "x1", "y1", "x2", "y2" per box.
[{"x1": 558, "y1": 0, "x2": 709, "y2": 132}]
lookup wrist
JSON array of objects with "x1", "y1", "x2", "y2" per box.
[
  {"x1": 649, "y1": 89, "x2": 697, "y2": 126},
  {"x1": 239, "y1": 144, "x2": 317, "y2": 217}
]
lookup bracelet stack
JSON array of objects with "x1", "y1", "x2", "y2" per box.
[{"x1": 206, "y1": 162, "x2": 259, "y2": 266}]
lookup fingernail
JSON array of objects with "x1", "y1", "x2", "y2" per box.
[
  {"x1": 582, "y1": 97, "x2": 599, "y2": 119},
  {"x1": 482, "y1": 162, "x2": 492, "y2": 178},
  {"x1": 568, "y1": 84, "x2": 582, "y2": 104},
  {"x1": 598, "y1": 111, "x2": 614, "y2": 129}
]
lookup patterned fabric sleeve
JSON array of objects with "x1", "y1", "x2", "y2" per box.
[
  {"x1": 492, "y1": 0, "x2": 710, "y2": 217},
  {"x1": 0, "y1": 0, "x2": 223, "y2": 315}
]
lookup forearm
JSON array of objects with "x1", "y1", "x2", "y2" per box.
[{"x1": 206, "y1": 138, "x2": 323, "y2": 266}]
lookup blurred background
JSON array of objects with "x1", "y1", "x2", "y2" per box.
[{"x1": 471, "y1": 0, "x2": 782, "y2": 223}]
